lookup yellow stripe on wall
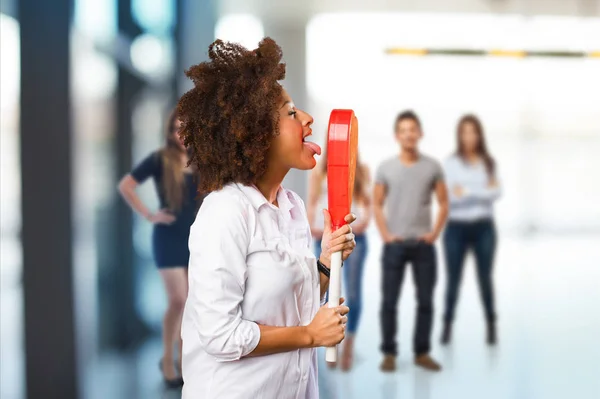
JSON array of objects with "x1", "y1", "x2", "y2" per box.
[
  {"x1": 385, "y1": 48, "x2": 427, "y2": 56},
  {"x1": 385, "y1": 47, "x2": 600, "y2": 59},
  {"x1": 488, "y1": 50, "x2": 527, "y2": 58}
]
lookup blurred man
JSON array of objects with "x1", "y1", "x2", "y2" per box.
[{"x1": 374, "y1": 110, "x2": 448, "y2": 372}]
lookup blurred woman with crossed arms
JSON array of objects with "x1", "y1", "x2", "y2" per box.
[{"x1": 441, "y1": 114, "x2": 501, "y2": 346}]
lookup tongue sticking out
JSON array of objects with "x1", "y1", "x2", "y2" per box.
[{"x1": 303, "y1": 141, "x2": 322, "y2": 155}]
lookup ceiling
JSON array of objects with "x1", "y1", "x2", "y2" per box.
[{"x1": 217, "y1": 0, "x2": 600, "y2": 23}]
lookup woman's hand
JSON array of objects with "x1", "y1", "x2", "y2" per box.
[
  {"x1": 319, "y1": 210, "x2": 357, "y2": 264},
  {"x1": 452, "y1": 185, "x2": 465, "y2": 198},
  {"x1": 419, "y1": 231, "x2": 438, "y2": 244},
  {"x1": 306, "y1": 298, "x2": 349, "y2": 347},
  {"x1": 383, "y1": 233, "x2": 402, "y2": 244},
  {"x1": 148, "y1": 209, "x2": 176, "y2": 225}
]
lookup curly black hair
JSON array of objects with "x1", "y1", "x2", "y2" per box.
[{"x1": 177, "y1": 37, "x2": 286, "y2": 193}]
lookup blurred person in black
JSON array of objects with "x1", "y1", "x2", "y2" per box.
[
  {"x1": 118, "y1": 110, "x2": 202, "y2": 388},
  {"x1": 441, "y1": 114, "x2": 501, "y2": 346},
  {"x1": 374, "y1": 111, "x2": 448, "y2": 372}
]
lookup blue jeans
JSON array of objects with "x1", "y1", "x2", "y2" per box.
[
  {"x1": 314, "y1": 234, "x2": 368, "y2": 334},
  {"x1": 380, "y1": 240, "x2": 437, "y2": 356},
  {"x1": 443, "y1": 219, "x2": 497, "y2": 323}
]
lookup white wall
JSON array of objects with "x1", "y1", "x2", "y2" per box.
[
  {"x1": 219, "y1": 0, "x2": 600, "y2": 22},
  {"x1": 306, "y1": 13, "x2": 600, "y2": 233}
]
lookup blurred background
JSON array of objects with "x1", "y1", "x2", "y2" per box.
[{"x1": 1, "y1": 0, "x2": 599, "y2": 398}]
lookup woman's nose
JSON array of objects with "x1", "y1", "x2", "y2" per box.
[{"x1": 300, "y1": 109, "x2": 314, "y2": 127}]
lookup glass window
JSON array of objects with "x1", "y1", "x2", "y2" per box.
[{"x1": 0, "y1": 12, "x2": 24, "y2": 399}]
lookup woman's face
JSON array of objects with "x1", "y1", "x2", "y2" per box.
[
  {"x1": 269, "y1": 89, "x2": 318, "y2": 171},
  {"x1": 172, "y1": 118, "x2": 186, "y2": 151},
  {"x1": 459, "y1": 122, "x2": 479, "y2": 153}
]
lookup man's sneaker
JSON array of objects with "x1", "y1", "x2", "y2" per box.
[
  {"x1": 380, "y1": 355, "x2": 396, "y2": 372},
  {"x1": 414, "y1": 354, "x2": 442, "y2": 371}
]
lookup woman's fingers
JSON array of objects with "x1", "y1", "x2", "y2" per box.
[
  {"x1": 335, "y1": 305, "x2": 350, "y2": 316},
  {"x1": 329, "y1": 224, "x2": 352, "y2": 237},
  {"x1": 322, "y1": 209, "x2": 332, "y2": 233},
  {"x1": 322, "y1": 225, "x2": 352, "y2": 248},
  {"x1": 344, "y1": 213, "x2": 357, "y2": 224},
  {"x1": 330, "y1": 243, "x2": 355, "y2": 255},
  {"x1": 329, "y1": 236, "x2": 356, "y2": 253},
  {"x1": 323, "y1": 224, "x2": 354, "y2": 250},
  {"x1": 329, "y1": 232, "x2": 355, "y2": 247},
  {"x1": 330, "y1": 225, "x2": 353, "y2": 241}
]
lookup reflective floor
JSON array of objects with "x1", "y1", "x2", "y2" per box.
[
  {"x1": 2, "y1": 234, "x2": 599, "y2": 399},
  {"x1": 83, "y1": 338, "x2": 182, "y2": 399},
  {"x1": 0, "y1": 237, "x2": 24, "y2": 399},
  {"x1": 316, "y1": 233, "x2": 600, "y2": 399}
]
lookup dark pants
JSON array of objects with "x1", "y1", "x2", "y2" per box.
[
  {"x1": 380, "y1": 240, "x2": 437, "y2": 356},
  {"x1": 443, "y1": 219, "x2": 497, "y2": 323},
  {"x1": 314, "y1": 235, "x2": 368, "y2": 334}
]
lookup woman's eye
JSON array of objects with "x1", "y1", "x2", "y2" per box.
[{"x1": 288, "y1": 110, "x2": 297, "y2": 117}]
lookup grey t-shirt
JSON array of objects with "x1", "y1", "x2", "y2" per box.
[{"x1": 375, "y1": 154, "x2": 443, "y2": 239}]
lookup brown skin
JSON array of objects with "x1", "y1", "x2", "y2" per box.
[
  {"x1": 177, "y1": 38, "x2": 357, "y2": 359},
  {"x1": 374, "y1": 118, "x2": 448, "y2": 244}
]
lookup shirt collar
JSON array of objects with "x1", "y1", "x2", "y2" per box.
[
  {"x1": 235, "y1": 183, "x2": 296, "y2": 215},
  {"x1": 276, "y1": 187, "x2": 295, "y2": 217}
]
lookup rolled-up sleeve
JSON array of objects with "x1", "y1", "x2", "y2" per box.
[
  {"x1": 466, "y1": 184, "x2": 502, "y2": 202},
  {"x1": 187, "y1": 195, "x2": 260, "y2": 362}
]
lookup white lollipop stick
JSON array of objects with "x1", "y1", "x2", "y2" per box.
[{"x1": 325, "y1": 250, "x2": 343, "y2": 363}]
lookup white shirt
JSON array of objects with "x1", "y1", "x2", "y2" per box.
[
  {"x1": 181, "y1": 183, "x2": 323, "y2": 399},
  {"x1": 444, "y1": 155, "x2": 501, "y2": 222}
]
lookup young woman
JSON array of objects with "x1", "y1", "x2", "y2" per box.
[
  {"x1": 118, "y1": 110, "x2": 201, "y2": 387},
  {"x1": 307, "y1": 147, "x2": 371, "y2": 371},
  {"x1": 177, "y1": 38, "x2": 357, "y2": 399},
  {"x1": 441, "y1": 114, "x2": 501, "y2": 346}
]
